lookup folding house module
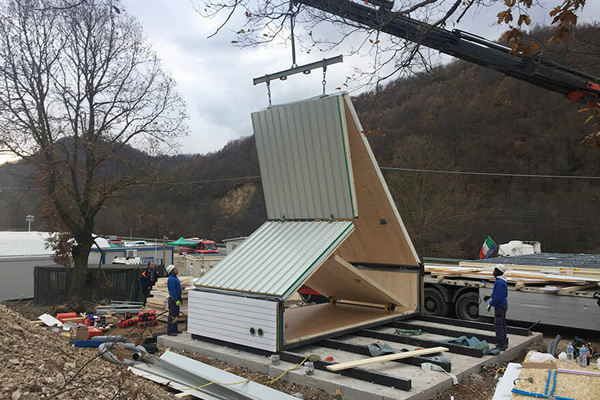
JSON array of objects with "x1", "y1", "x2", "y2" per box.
[{"x1": 188, "y1": 93, "x2": 422, "y2": 352}]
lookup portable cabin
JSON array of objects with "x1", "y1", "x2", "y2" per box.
[{"x1": 188, "y1": 93, "x2": 422, "y2": 352}]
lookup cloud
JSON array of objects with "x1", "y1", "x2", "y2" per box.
[{"x1": 125, "y1": 0, "x2": 600, "y2": 155}]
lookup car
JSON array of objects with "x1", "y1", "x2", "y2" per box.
[{"x1": 125, "y1": 240, "x2": 147, "y2": 247}]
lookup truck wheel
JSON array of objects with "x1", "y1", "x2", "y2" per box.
[
  {"x1": 454, "y1": 292, "x2": 483, "y2": 321},
  {"x1": 424, "y1": 287, "x2": 450, "y2": 316}
]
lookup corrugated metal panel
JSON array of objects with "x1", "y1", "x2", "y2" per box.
[
  {"x1": 188, "y1": 291, "x2": 278, "y2": 352},
  {"x1": 252, "y1": 94, "x2": 357, "y2": 220},
  {"x1": 196, "y1": 220, "x2": 354, "y2": 298}
]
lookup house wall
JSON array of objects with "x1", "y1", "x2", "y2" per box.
[
  {"x1": 188, "y1": 290, "x2": 279, "y2": 352},
  {"x1": 0, "y1": 256, "x2": 55, "y2": 301}
]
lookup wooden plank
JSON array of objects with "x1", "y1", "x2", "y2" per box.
[
  {"x1": 558, "y1": 282, "x2": 599, "y2": 294},
  {"x1": 318, "y1": 338, "x2": 452, "y2": 372},
  {"x1": 278, "y1": 350, "x2": 412, "y2": 391},
  {"x1": 326, "y1": 346, "x2": 449, "y2": 371},
  {"x1": 391, "y1": 321, "x2": 497, "y2": 343},
  {"x1": 304, "y1": 254, "x2": 407, "y2": 307},
  {"x1": 356, "y1": 329, "x2": 484, "y2": 357},
  {"x1": 417, "y1": 315, "x2": 531, "y2": 336}
]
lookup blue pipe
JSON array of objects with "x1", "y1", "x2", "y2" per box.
[
  {"x1": 550, "y1": 370, "x2": 558, "y2": 397},
  {"x1": 511, "y1": 388, "x2": 577, "y2": 400},
  {"x1": 544, "y1": 369, "x2": 551, "y2": 395}
]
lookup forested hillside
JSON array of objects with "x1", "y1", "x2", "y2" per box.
[{"x1": 1, "y1": 25, "x2": 599, "y2": 258}]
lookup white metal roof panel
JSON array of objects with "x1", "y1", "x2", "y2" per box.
[
  {"x1": 196, "y1": 220, "x2": 354, "y2": 298},
  {"x1": 252, "y1": 94, "x2": 357, "y2": 220},
  {"x1": 0, "y1": 231, "x2": 54, "y2": 257}
]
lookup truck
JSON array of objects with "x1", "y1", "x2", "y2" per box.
[
  {"x1": 423, "y1": 253, "x2": 600, "y2": 330},
  {"x1": 180, "y1": 239, "x2": 220, "y2": 255},
  {"x1": 292, "y1": 0, "x2": 600, "y2": 330}
]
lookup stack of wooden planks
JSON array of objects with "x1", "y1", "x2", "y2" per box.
[
  {"x1": 425, "y1": 265, "x2": 600, "y2": 293},
  {"x1": 146, "y1": 276, "x2": 194, "y2": 322}
]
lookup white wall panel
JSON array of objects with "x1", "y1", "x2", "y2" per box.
[
  {"x1": 252, "y1": 94, "x2": 357, "y2": 220},
  {"x1": 188, "y1": 290, "x2": 279, "y2": 352}
]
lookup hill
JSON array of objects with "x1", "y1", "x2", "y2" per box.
[{"x1": 1, "y1": 25, "x2": 599, "y2": 258}]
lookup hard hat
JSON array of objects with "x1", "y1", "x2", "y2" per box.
[
  {"x1": 166, "y1": 264, "x2": 175, "y2": 274},
  {"x1": 494, "y1": 264, "x2": 506, "y2": 274}
]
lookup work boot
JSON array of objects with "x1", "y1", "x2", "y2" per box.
[{"x1": 167, "y1": 331, "x2": 178, "y2": 336}]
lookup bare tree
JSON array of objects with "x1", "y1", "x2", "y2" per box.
[
  {"x1": 194, "y1": 0, "x2": 591, "y2": 85},
  {"x1": 383, "y1": 135, "x2": 476, "y2": 257},
  {"x1": 0, "y1": 0, "x2": 187, "y2": 303}
]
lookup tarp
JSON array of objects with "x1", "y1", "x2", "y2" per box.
[{"x1": 166, "y1": 237, "x2": 197, "y2": 246}]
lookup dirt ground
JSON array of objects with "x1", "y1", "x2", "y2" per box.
[{"x1": 3, "y1": 300, "x2": 600, "y2": 400}]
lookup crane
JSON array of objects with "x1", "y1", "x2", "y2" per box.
[{"x1": 293, "y1": 0, "x2": 600, "y2": 110}]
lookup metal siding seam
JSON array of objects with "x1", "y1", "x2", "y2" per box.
[
  {"x1": 276, "y1": 106, "x2": 296, "y2": 218},
  {"x1": 284, "y1": 103, "x2": 303, "y2": 218},
  {"x1": 326, "y1": 96, "x2": 348, "y2": 218},
  {"x1": 300, "y1": 100, "x2": 322, "y2": 217},
  {"x1": 292, "y1": 102, "x2": 314, "y2": 217},
  {"x1": 270, "y1": 107, "x2": 289, "y2": 219},
  {"x1": 307, "y1": 100, "x2": 329, "y2": 218},
  {"x1": 316, "y1": 99, "x2": 337, "y2": 218}
]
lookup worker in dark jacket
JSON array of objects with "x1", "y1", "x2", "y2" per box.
[
  {"x1": 166, "y1": 264, "x2": 182, "y2": 336},
  {"x1": 484, "y1": 264, "x2": 508, "y2": 351},
  {"x1": 140, "y1": 261, "x2": 158, "y2": 304}
]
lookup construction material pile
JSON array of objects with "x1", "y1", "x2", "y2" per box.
[
  {"x1": 145, "y1": 276, "x2": 194, "y2": 322},
  {"x1": 0, "y1": 304, "x2": 173, "y2": 399},
  {"x1": 426, "y1": 265, "x2": 600, "y2": 293}
]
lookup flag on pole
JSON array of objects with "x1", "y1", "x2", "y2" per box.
[{"x1": 479, "y1": 236, "x2": 498, "y2": 259}]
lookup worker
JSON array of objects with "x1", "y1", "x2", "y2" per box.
[
  {"x1": 166, "y1": 264, "x2": 183, "y2": 336},
  {"x1": 484, "y1": 264, "x2": 508, "y2": 351},
  {"x1": 140, "y1": 261, "x2": 158, "y2": 304}
]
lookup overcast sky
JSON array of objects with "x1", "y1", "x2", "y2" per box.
[{"x1": 122, "y1": 1, "x2": 599, "y2": 155}]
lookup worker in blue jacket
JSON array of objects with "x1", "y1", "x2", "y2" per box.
[
  {"x1": 166, "y1": 264, "x2": 182, "y2": 336},
  {"x1": 484, "y1": 264, "x2": 508, "y2": 351}
]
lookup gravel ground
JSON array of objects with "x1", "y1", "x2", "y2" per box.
[{"x1": 4, "y1": 300, "x2": 599, "y2": 400}]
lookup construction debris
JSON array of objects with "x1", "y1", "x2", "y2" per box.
[
  {"x1": 130, "y1": 350, "x2": 301, "y2": 399},
  {"x1": 0, "y1": 303, "x2": 173, "y2": 399}
]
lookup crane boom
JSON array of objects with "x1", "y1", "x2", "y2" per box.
[{"x1": 294, "y1": 0, "x2": 600, "y2": 109}]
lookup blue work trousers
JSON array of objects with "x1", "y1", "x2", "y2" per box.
[
  {"x1": 494, "y1": 303, "x2": 508, "y2": 348},
  {"x1": 167, "y1": 297, "x2": 180, "y2": 334}
]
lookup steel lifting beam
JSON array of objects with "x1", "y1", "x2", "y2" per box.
[
  {"x1": 318, "y1": 338, "x2": 452, "y2": 372},
  {"x1": 356, "y1": 329, "x2": 484, "y2": 357},
  {"x1": 253, "y1": 55, "x2": 343, "y2": 85},
  {"x1": 278, "y1": 350, "x2": 412, "y2": 391},
  {"x1": 417, "y1": 315, "x2": 531, "y2": 336},
  {"x1": 391, "y1": 321, "x2": 497, "y2": 343}
]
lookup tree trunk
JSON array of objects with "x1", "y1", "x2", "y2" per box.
[{"x1": 69, "y1": 237, "x2": 93, "y2": 303}]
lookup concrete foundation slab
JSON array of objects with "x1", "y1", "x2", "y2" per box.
[{"x1": 158, "y1": 324, "x2": 542, "y2": 400}]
